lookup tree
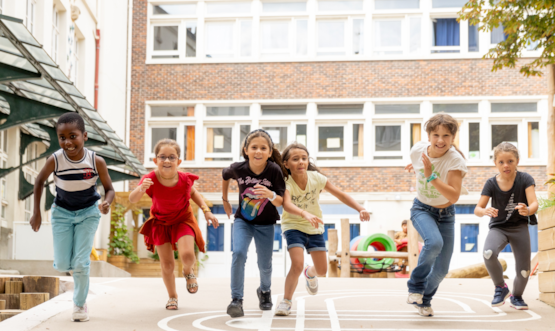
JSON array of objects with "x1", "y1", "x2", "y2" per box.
[{"x1": 459, "y1": 0, "x2": 555, "y2": 196}]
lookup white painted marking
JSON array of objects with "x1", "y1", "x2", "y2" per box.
[
  {"x1": 295, "y1": 297, "x2": 305, "y2": 331},
  {"x1": 257, "y1": 294, "x2": 278, "y2": 331},
  {"x1": 325, "y1": 298, "x2": 340, "y2": 331}
]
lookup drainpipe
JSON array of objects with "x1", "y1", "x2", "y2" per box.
[{"x1": 94, "y1": 29, "x2": 100, "y2": 109}]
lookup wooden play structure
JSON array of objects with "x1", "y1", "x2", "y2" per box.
[
  {"x1": 0, "y1": 276, "x2": 59, "y2": 321},
  {"x1": 538, "y1": 206, "x2": 555, "y2": 307},
  {"x1": 327, "y1": 219, "x2": 420, "y2": 278}
]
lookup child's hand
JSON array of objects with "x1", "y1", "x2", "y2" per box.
[
  {"x1": 99, "y1": 201, "x2": 110, "y2": 214},
  {"x1": 253, "y1": 184, "x2": 272, "y2": 199},
  {"x1": 515, "y1": 203, "x2": 530, "y2": 216},
  {"x1": 360, "y1": 209, "x2": 370, "y2": 222},
  {"x1": 30, "y1": 213, "x2": 42, "y2": 232},
  {"x1": 140, "y1": 178, "x2": 153, "y2": 192},
  {"x1": 484, "y1": 207, "x2": 498, "y2": 218},
  {"x1": 421, "y1": 153, "x2": 432, "y2": 178},
  {"x1": 223, "y1": 200, "x2": 233, "y2": 219},
  {"x1": 301, "y1": 211, "x2": 323, "y2": 229},
  {"x1": 205, "y1": 212, "x2": 220, "y2": 228},
  {"x1": 404, "y1": 163, "x2": 414, "y2": 173}
]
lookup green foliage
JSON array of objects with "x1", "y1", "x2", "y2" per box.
[
  {"x1": 108, "y1": 203, "x2": 139, "y2": 263},
  {"x1": 539, "y1": 196, "x2": 555, "y2": 211},
  {"x1": 458, "y1": 0, "x2": 555, "y2": 77}
]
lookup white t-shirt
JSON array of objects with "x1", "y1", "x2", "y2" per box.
[{"x1": 411, "y1": 141, "x2": 468, "y2": 206}]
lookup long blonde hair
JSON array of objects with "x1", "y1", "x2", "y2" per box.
[{"x1": 424, "y1": 113, "x2": 465, "y2": 159}]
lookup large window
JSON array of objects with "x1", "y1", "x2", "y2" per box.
[
  {"x1": 491, "y1": 24, "x2": 507, "y2": 44},
  {"x1": 528, "y1": 122, "x2": 540, "y2": 159},
  {"x1": 374, "y1": 125, "x2": 402, "y2": 160},
  {"x1": 262, "y1": 126, "x2": 288, "y2": 152},
  {"x1": 468, "y1": 122, "x2": 480, "y2": 160},
  {"x1": 259, "y1": 19, "x2": 310, "y2": 57},
  {"x1": 432, "y1": 18, "x2": 460, "y2": 53},
  {"x1": 492, "y1": 125, "x2": 518, "y2": 150},
  {"x1": 149, "y1": 106, "x2": 195, "y2": 161},
  {"x1": 317, "y1": 126, "x2": 345, "y2": 160},
  {"x1": 206, "y1": 127, "x2": 233, "y2": 161},
  {"x1": 374, "y1": 20, "x2": 403, "y2": 55},
  {"x1": 205, "y1": 20, "x2": 251, "y2": 58},
  {"x1": 461, "y1": 224, "x2": 478, "y2": 253}
]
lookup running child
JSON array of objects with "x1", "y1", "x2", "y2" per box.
[
  {"x1": 275, "y1": 143, "x2": 370, "y2": 316},
  {"x1": 474, "y1": 142, "x2": 538, "y2": 310},
  {"x1": 405, "y1": 113, "x2": 467, "y2": 317},
  {"x1": 129, "y1": 138, "x2": 219, "y2": 310},
  {"x1": 29, "y1": 113, "x2": 115, "y2": 322},
  {"x1": 222, "y1": 129, "x2": 286, "y2": 318}
]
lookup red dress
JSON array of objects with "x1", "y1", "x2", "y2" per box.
[{"x1": 138, "y1": 171, "x2": 206, "y2": 253}]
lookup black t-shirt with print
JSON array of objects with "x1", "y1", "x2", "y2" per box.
[
  {"x1": 481, "y1": 171, "x2": 537, "y2": 229},
  {"x1": 222, "y1": 160, "x2": 286, "y2": 225}
]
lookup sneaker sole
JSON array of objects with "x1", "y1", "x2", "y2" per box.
[
  {"x1": 305, "y1": 282, "x2": 318, "y2": 295},
  {"x1": 418, "y1": 312, "x2": 434, "y2": 317},
  {"x1": 407, "y1": 298, "x2": 423, "y2": 305},
  {"x1": 259, "y1": 305, "x2": 273, "y2": 311},
  {"x1": 491, "y1": 292, "x2": 511, "y2": 307},
  {"x1": 227, "y1": 307, "x2": 244, "y2": 318},
  {"x1": 71, "y1": 318, "x2": 89, "y2": 322},
  {"x1": 274, "y1": 309, "x2": 291, "y2": 316},
  {"x1": 510, "y1": 304, "x2": 529, "y2": 310}
]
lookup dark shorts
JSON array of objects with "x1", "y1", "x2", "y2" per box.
[{"x1": 283, "y1": 229, "x2": 327, "y2": 253}]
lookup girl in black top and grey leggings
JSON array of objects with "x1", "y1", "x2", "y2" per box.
[{"x1": 475, "y1": 142, "x2": 539, "y2": 310}]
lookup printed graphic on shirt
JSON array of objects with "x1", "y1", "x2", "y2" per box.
[
  {"x1": 241, "y1": 187, "x2": 270, "y2": 221},
  {"x1": 505, "y1": 193, "x2": 517, "y2": 221},
  {"x1": 418, "y1": 164, "x2": 441, "y2": 199},
  {"x1": 291, "y1": 188, "x2": 318, "y2": 210}
]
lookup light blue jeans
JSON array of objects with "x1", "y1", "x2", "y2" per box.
[
  {"x1": 407, "y1": 198, "x2": 455, "y2": 307},
  {"x1": 51, "y1": 201, "x2": 101, "y2": 307},
  {"x1": 230, "y1": 218, "x2": 274, "y2": 300}
]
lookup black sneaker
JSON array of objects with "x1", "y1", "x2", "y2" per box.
[
  {"x1": 257, "y1": 287, "x2": 273, "y2": 310},
  {"x1": 227, "y1": 298, "x2": 244, "y2": 318},
  {"x1": 491, "y1": 284, "x2": 510, "y2": 307},
  {"x1": 510, "y1": 295, "x2": 529, "y2": 310}
]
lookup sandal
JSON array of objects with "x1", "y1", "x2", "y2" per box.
[
  {"x1": 166, "y1": 297, "x2": 178, "y2": 310},
  {"x1": 184, "y1": 272, "x2": 198, "y2": 294}
]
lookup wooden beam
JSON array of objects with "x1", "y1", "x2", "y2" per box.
[
  {"x1": 539, "y1": 271, "x2": 555, "y2": 293},
  {"x1": 538, "y1": 249, "x2": 555, "y2": 272},
  {"x1": 340, "y1": 218, "x2": 350, "y2": 278},
  {"x1": 20, "y1": 293, "x2": 50, "y2": 310},
  {"x1": 328, "y1": 229, "x2": 339, "y2": 277},
  {"x1": 407, "y1": 219, "x2": 419, "y2": 275},
  {"x1": 538, "y1": 207, "x2": 555, "y2": 231},
  {"x1": 4, "y1": 281, "x2": 22, "y2": 294},
  {"x1": 336, "y1": 251, "x2": 409, "y2": 259}
]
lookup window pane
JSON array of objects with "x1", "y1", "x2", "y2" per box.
[
  {"x1": 410, "y1": 17, "x2": 421, "y2": 53},
  {"x1": 207, "y1": 2, "x2": 251, "y2": 14},
  {"x1": 432, "y1": 0, "x2": 468, "y2": 8},
  {"x1": 375, "y1": 126, "x2": 401, "y2": 151},
  {"x1": 318, "y1": 105, "x2": 363, "y2": 115},
  {"x1": 151, "y1": 128, "x2": 177, "y2": 152},
  {"x1": 263, "y1": 2, "x2": 306, "y2": 12},
  {"x1": 240, "y1": 125, "x2": 251, "y2": 159},
  {"x1": 205, "y1": 22, "x2": 234, "y2": 58},
  {"x1": 376, "y1": 104, "x2": 419, "y2": 114},
  {"x1": 151, "y1": 106, "x2": 194, "y2": 117},
  {"x1": 153, "y1": 4, "x2": 196, "y2": 15},
  {"x1": 184, "y1": 125, "x2": 195, "y2": 161},
  {"x1": 207, "y1": 127, "x2": 232, "y2": 153},
  {"x1": 240, "y1": 21, "x2": 252, "y2": 57},
  {"x1": 186, "y1": 22, "x2": 197, "y2": 57},
  {"x1": 526, "y1": 39, "x2": 539, "y2": 51},
  {"x1": 491, "y1": 103, "x2": 537, "y2": 113},
  {"x1": 461, "y1": 224, "x2": 478, "y2": 252},
  {"x1": 207, "y1": 224, "x2": 224, "y2": 251},
  {"x1": 318, "y1": 21, "x2": 345, "y2": 54},
  {"x1": 492, "y1": 125, "x2": 518, "y2": 150},
  {"x1": 433, "y1": 19, "x2": 460, "y2": 47},
  {"x1": 353, "y1": 19, "x2": 364, "y2": 55},
  {"x1": 318, "y1": 0, "x2": 363, "y2": 11},
  {"x1": 206, "y1": 106, "x2": 249, "y2": 116},
  {"x1": 410, "y1": 123, "x2": 421, "y2": 148},
  {"x1": 261, "y1": 105, "x2": 306, "y2": 115},
  {"x1": 374, "y1": 20, "x2": 402, "y2": 53},
  {"x1": 318, "y1": 127, "x2": 344, "y2": 152},
  {"x1": 353, "y1": 124, "x2": 364, "y2": 159},
  {"x1": 433, "y1": 104, "x2": 478, "y2": 113},
  {"x1": 296, "y1": 124, "x2": 307, "y2": 146},
  {"x1": 469, "y1": 123, "x2": 480, "y2": 160},
  {"x1": 455, "y1": 204, "x2": 477, "y2": 214},
  {"x1": 529, "y1": 122, "x2": 539, "y2": 158},
  {"x1": 375, "y1": 0, "x2": 419, "y2": 9},
  {"x1": 153, "y1": 26, "x2": 178, "y2": 51},
  {"x1": 296, "y1": 20, "x2": 308, "y2": 55},
  {"x1": 469, "y1": 23, "x2": 479, "y2": 52},
  {"x1": 274, "y1": 224, "x2": 282, "y2": 252},
  {"x1": 261, "y1": 21, "x2": 290, "y2": 55},
  {"x1": 263, "y1": 126, "x2": 288, "y2": 151},
  {"x1": 491, "y1": 24, "x2": 507, "y2": 44},
  {"x1": 321, "y1": 204, "x2": 359, "y2": 214},
  {"x1": 350, "y1": 224, "x2": 360, "y2": 240}
]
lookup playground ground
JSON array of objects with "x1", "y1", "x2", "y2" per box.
[{"x1": 1, "y1": 275, "x2": 553, "y2": 331}]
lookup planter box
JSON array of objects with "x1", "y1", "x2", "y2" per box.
[
  {"x1": 539, "y1": 227, "x2": 555, "y2": 252},
  {"x1": 538, "y1": 249, "x2": 555, "y2": 272},
  {"x1": 107, "y1": 256, "x2": 129, "y2": 270},
  {"x1": 539, "y1": 292, "x2": 555, "y2": 308},
  {"x1": 539, "y1": 271, "x2": 555, "y2": 293},
  {"x1": 538, "y1": 206, "x2": 555, "y2": 231}
]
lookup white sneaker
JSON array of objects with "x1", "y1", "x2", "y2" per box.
[
  {"x1": 274, "y1": 299, "x2": 292, "y2": 316},
  {"x1": 407, "y1": 293, "x2": 423, "y2": 305},
  {"x1": 417, "y1": 306, "x2": 434, "y2": 317},
  {"x1": 71, "y1": 303, "x2": 89, "y2": 322},
  {"x1": 304, "y1": 265, "x2": 318, "y2": 295}
]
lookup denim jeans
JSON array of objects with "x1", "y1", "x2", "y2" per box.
[
  {"x1": 51, "y1": 201, "x2": 101, "y2": 307},
  {"x1": 407, "y1": 198, "x2": 455, "y2": 307},
  {"x1": 230, "y1": 218, "x2": 274, "y2": 300}
]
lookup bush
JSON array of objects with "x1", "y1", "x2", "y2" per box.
[{"x1": 108, "y1": 203, "x2": 139, "y2": 263}]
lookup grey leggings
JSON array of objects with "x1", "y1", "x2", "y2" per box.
[{"x1": 483, "y1": 223, "x2": 531, "y2": 297}]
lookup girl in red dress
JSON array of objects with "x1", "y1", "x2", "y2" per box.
[{"x1": 129, "y1": 139, "x2": 219, "y2": 310}]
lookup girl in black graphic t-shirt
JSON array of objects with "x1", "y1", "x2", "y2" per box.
[{"x1": 475, "y1": 143, "x2": 538, "y2": 310}]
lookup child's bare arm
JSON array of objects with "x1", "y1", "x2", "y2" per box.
[
  {"x1": 191, "y1": 187, "x2": 219, "y2": 228},
  {"x1": 222, "y1": 179, "x2": 232, "y2": 218},
  {"x1": 30, "y1": 156, "x2": 56, "y2": 232},
  {"x1": 324, "y1": 180, "x2": 370, "y2": 221},
  {"x1": 95, "y1": 155, "x2": 115, "y2": 214},
  {"x1": 474, "y1": 195, "x2": 497, "y2": 217},
  {"x1": 515, "y1": 185, "x2": 538, "y2": 216}
]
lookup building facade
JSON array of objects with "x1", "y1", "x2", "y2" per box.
[{"x1": 130, "y1": 0, "x2": 549, "y2": 278}]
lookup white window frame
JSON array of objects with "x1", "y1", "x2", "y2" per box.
[
  {"x1": 315, "y1": 123, "x2": 348, "y2": 160},
  {"x1": 52, "y1": 7, "x2": 59, "y2": 63},
  {"x1": 316, "y1": 18, "x2": 349, "y2": 56},
  {"x1": 526, "y1": 120, "x2": 541, "y2": 160},
  {"x1": 26, "y1": 0, "x2": 36, "y2": 34},
  {"x1": 373, "y1": 17, "x2": 405, "y2": 56},
  {"x1": 204, "y1": 124, "x2": 235, "y2": 161},
  {"x1": 372, "y1": 122, "x2": 405, "y2": 161},
  {"x1": 259, "y1": 18, "x2": 295, "y2": 57},
  {"x1": 430, "y1": 16, "x2": 461, "y2": 54},
  {"x1": 488, "y1": 120, "x2": 523, "y2": 160},
  {"x1": 259, "y1": 121, "x2": 295, "y2": 151},
  {"x1": 149, "y1": 22, "x2": 182, "y2": 59}
]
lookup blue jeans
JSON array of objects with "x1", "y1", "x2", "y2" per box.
[
  {"x1": 407, "y1": 198, "x2": 455, "y2": 307},
  {"x1": 230, "y1": 218, "x2": 274, "y2": 300},
  {"x1": 51, "y1": 201, "x2": 101, "y2": 307}
]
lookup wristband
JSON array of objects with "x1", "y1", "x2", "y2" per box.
[
  {"x1": 201, "y1": 206, "x2": 211, "y2": 214},
  {"x1": 426, "y1": 173, "x2": 438, "y2": 183},
  {"x1": 222, "y1": 196, "x2": 229, "y2": 202},
  {"x1": 268, "y1": 191, "x2": 277, "y2": 202}
]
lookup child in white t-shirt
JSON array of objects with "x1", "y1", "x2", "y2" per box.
[{"x1": 405, "y1": 113, "x2": 467, "y2": 317}]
